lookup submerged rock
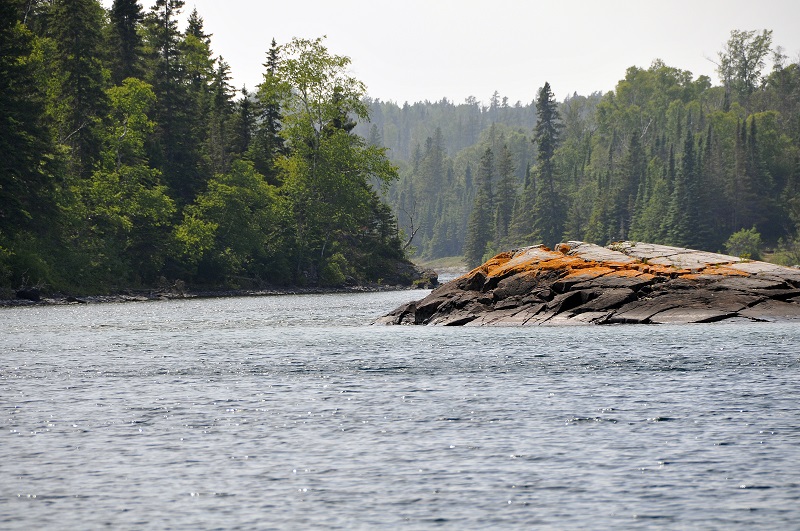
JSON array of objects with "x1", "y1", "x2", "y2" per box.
[{"x1": 376, "y1": 241, "x2": 800, "y2": 326}]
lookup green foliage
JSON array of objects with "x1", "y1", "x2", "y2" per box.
[
  {"x1": 273, "y1": 37, "x2": 400, "y2": 282},
  {"x1": 770, "y1": 238, "x2": 800, "y2": 266},
  {"x1": 368, "y1": 35, "x2": 800, "y2": 266},
  {"x1": 1, "y1": 5, "x2": 411, "y2": 295},
  {"x1": 3, "y1": 8, "x2": 799, "y2": 295},
  {"x1": 50, "y1": 0, "x2": 109, "y2": 178},
  {"x1": 320, "y1": 252, "x2": 348, "y2": 286},
  {"x1": 717, "y1": 29, "x2": 773, "y2": 109},
  {"x1": 0, "y1": 3, "x2": 54, "y2": 238},
  {"x1": 724, "y1": 226, "x2": 763, "y2": 260},
  {"x1": 463, "y1": 147, "x2": 494, "y2": 267},
  {"x1": 175, "y1": 160, "x2": 279, "y2": 284},
  {"x1": 107, "y1": 0, "x2": 145, "y2": 84}
]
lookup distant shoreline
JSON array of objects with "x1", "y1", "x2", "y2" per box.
[{"x1": 0, "y1": 283, "x2": 430, "y2": 308}]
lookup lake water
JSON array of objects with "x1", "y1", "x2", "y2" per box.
[{"x1": 2, "y1": 290, "x2": 800, "y2": 529}]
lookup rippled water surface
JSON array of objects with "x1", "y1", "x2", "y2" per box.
[{"x1": 2, "y1": 291, "x2": 800, "y2": 529}]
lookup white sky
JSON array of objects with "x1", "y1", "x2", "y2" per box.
[{"x1": 105, "y1": 0, "x2": 800, "y2": 105}]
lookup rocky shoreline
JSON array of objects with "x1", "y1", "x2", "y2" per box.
[
  {"x1": 1, "y1": 281, "x2": 437, "y2": 308},
  {"x1": 376, "y1": 241, "x2": 800, "y2": 326}
]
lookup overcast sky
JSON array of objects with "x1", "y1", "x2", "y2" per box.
[{"x1": 105, "y1": 0, "x2": 800, "y2": 105}]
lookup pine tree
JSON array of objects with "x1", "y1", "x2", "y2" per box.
[
  {"x1": 107, "y1": 0, "x2": 145, "y2": 84},
  {"x1": 229, "y1": 87, "x2": 256, "y2": 159},
  {"x1": 0, "y1": 0, "x2": 54, "y2": 240},
  {"x1": 493, "y1": 143, "x2": 516, "y2": 246},
  {"x1": 531, "y1": 82, "x2": 564, "y2": 247},
  {"x1": 463, "y1": 147, "x2": 494, "y2": 267},
  {"x1": 249, "y1": 39, "x2": 285, "y2": 184},
  {"x1": 617, "y1": 132, "x2": 645, "y2": 239},
  {"x1": 180, "y1": 8, "x2": 215, "y2": 188},
  {"x1": 207, "y1": 57, "x2": 235, "y2": 175},
  {"x1": 666, "y1": 131, "x2": 697, "y2": 247},
  {"x1": 509, "y1": 162, "x2": 536, "y2": 245},
  {"x1": 144, "y1": 0, "x2": 198, "y2": 202},
  {"x1": 50, "y1": 0, "x2": 109, "y2": 179}
]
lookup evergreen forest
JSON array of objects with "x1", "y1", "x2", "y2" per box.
[
  {"x1": 2, "y1": 1, "x2": 800, "y2": 298},
  {"x1": 355, "y1": 30, "x2": 800, "y2": 268},
  {"x1": 1, "y1": 0, "x2": 411, "y2": 296}
]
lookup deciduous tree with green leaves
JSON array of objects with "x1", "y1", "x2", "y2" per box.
[{"x1": 274, "y1": 37, "x2": 400, "y2": 284}]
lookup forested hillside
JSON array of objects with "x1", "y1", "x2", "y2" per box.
[
  {"x1": 356, "y1": 30, "x2": 800, "y2": 267},
  {"x1": 1, "y1": 0, "x2": 413, "y2": 296},
  {"x1": 3, "y1": 0, "x2": 799, "y2": 298}
]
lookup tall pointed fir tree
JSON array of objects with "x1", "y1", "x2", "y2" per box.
[
  {"x1": 207, "y1": 57, "x2": 235, "y2": 175},
  {"x1": 493, "y1": 143, "x2": 517, "y2": 247},
  {"x1": 180, "y1": 8, "x2": 215, "y2": 191},
  {"x1": 229, "y1": 87, "x2": 256, "y2": 159},
  {"x1": 617, "y1": 131, "x2": 645, "y2": 240},
  {"x1": 509, "y1": 162, "x2": 536, "y2": 245},
  {"x1": 249, "y1": 38, "x2": 285, "y2": 184},
  {"x1": 144, "y1": 0, "x2": 197, "y2": 203},
  {"x1": 531, "y1": 82, "x2": 564, "y2": 248},
  {"x1": 0, "y1": 0, "x2": 54, "y2": 251},
  {"x1": 463, "y1": 147, "x2": 494, "y2": 267},
  {"x1": 50, "y1": 0, "x2": 108, "y2": 179},
  {"x1": 107, "y1": 0, "x2": 145, "y2": 85},
  {"x1": 666, "y1": 128, "x2": 698, "y2": 247}
]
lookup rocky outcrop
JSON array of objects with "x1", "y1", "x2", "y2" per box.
[{"x1": 376, "y1": 241, "x2": 800, "y2": 326}]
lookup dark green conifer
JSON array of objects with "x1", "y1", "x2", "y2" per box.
[
  {"x1": 0, "y1": 0, "x2": 54, "y2": 239},
  {"x1": 249, "y1": 39, "x2": 285, "y2": 184},
  {"x1": 50, "y1": 0, "x2": 109, "y2": 179},
  {"x1": 463, "y1": 147, "x2": 494, "y2": 267},
  {"x1": 531, "y1": 82, "x2": 564, "y2": 248},
  {"x1": 108, "y1": 0, "x2": 145, "y2": 84}
]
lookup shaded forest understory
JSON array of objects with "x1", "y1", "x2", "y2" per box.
[{"x1": 2, "y1": 1, "x2": 799, "y2": 297}]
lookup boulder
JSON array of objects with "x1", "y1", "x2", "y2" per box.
[
  {"x1": 16, "y1": 287, "x2": 41, "y2": 302},
  {"x1": 377, "y1": 241, "x2": 800, "y2": 326}
]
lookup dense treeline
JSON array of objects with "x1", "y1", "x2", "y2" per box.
[
  {"x1": 3, "y1": 4, "x2": 799, "y2": 298},
  {"x1": 1, "y1": 0, "x2": 412, "y2": 295},
  {"x1": 359, "y1": 30, "x2": 800, "y2": 267}
]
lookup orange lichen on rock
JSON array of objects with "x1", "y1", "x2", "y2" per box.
[
  {"x1": 555, "y1": 243, "x2": 571, "y2": 254},
  {"x1": 560, "y1": 266, "x2": 615, "y2": 281},
  {"x1": 697, "y1": 265, "x2": 751, "y2": 277},
  {"x1": 632, "y1": 263, "x2": 686, "y2": 277},
  {"x1": 606, "y1": 268, "x2": 646, "y2": 278},
  {"x1": 490, "y1": 251, "x2": 560, "y2": 277},
  {"x1": 604, "y1": 261, "x2": 639, "y2": 270},
  {"x1": 483, "y1": 252, "x2": 515, "y2": 276},
  {"x1": 377, "y1": 241, "x2": 800, "y2": 327},
  {"x1": 536, "y1": 256, "x2": 597, "y2": 272}
]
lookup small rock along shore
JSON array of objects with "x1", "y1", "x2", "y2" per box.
[{"x1": 376, "y1": 241, "x2": 800, "y2": 326}]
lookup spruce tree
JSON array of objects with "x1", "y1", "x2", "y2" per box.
[
  {"x1": 618, "y1": 132, "x2": 645, "y2": 239},
  {"x1": 229, "y1": 87, "x2": 256, "y2": 159},
  {"x1": 493, "y1": 143, "x2": 516, "y2": 246},
  {"x1": 463, "y1": 147, "x2": 494, "y2": 267},
  {"x1": 0, "y1": 0, "x2": 54, "y2": 240},
  {"x1": 207, "y1": 58, "x2": 235, "y2": 175},
  {"x1": 108, "y1": 0, "x2": 145, "y2": 84},
  {"x1": 144, "y1": 0, "x2": 197, "y2": 202},
  {"x1": 50, "y1": 0, "x2": 108, "y2": 179},
  {"x1": 249, "y1": 39, "x2": 285, "y2": 184},
  {"x1": 509, "y1": 162, "x2": 536, "y2": 245},
  {"x1": 531, "y1": 82, "x2": 564, "y2": 247},
  {"x1": 666, "y1": 132, "x2": 697, "y2": 247}
]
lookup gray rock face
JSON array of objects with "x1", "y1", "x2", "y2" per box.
[{"x1": 376, "y1": 241, "x2": 800, "y2": 326}]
